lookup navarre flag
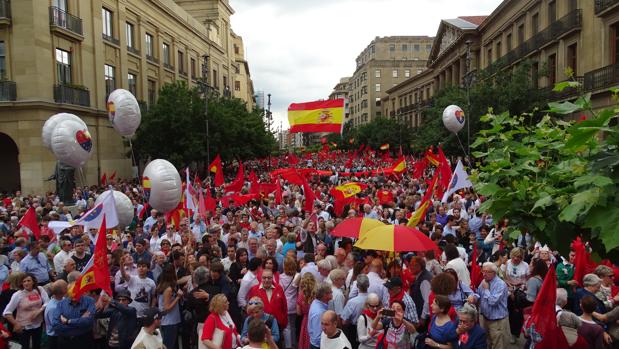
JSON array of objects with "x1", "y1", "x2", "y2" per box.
[
  {"x1": 109, "y1": 171, "x2": 117, "y2": 181},
  {"x1": 331, "y1": 182, "x2": 367, "y2": 201},
  {"x1": 441, "y1": 160, "x2": 473, "y2": 202},
  {"x1": 380, "y1": 143, "x2": 389, "y2": 151},
  {"x1": 436, "y1": 147, "x2": 452, "y2": 196},
  {"x1": 470, "y1": 243, "x2": 483, "y2": 291},
  {"x1": 302, "y1": 179, "x2": 316, "y2": 213},
  {"x1": 524, "y1": 266, "x2": 569, "y2": 348},
  {"x1": 17, "y1": 207, "x2": 40, "y2": 239},
  {"x1": 224, "y1": 162, "x2": 245, "y2": 193},
  {"x1": 209, "y1": 154, "x2": 224, "y2": 187},
  {"x1": 70, "y1": 215, "x2": 112, "y2": 299},
  {"x1": 48, "y1": 190, "x2": 120, "y2": 234},
  {"x1": 407, "y1": 172, "x2": 439, "y2": 228},
  {"x1": 288, "y1": 99, "x2": 344, "y2": 133}
]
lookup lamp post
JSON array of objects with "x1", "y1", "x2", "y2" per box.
[
  {"x1": 199, "y1": 54, "x2": 211, "y2": 172},
  {"x1": 266, "y1": 93, "x2": 272, "y2": 170},
  {"x1": 463, "y1": 40, "x2": 474, "y2": 162}
]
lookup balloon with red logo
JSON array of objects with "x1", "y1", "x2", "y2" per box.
[
  {"x1": 107, "y1": 89, "x2": 141, "y2": 137},
  {"x1": 442, "y1": 105, "x2": 466, "y2": 134},
  {"x1": 50, "y1": 119, "x2": 93, "y2": 168},
  {"x1": 42, "y1": 113, "x2": 87, "y2": 149},
  {"x1": 142, "y1": 159, "x2": 181, "y2": 213},
  {"x1": 95, "y1": 190, "x2": 134, "y2": 228}
]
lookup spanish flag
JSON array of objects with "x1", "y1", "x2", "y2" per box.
[
  {"x1": 288, "y1": 99, "x2": 344, "y2": 133},
  {"x1": 70, "y1": 215, "x2": 112, "y2": 299},
  {"x1": 330, "y1": 182, "x2": 367, "y2": 200},
  {"x1": 380, "y1": 143, "x2": 390, "y2": 151},
  {"x1": 425, "y1": 147, "x2": 440, "y2": 166},
  {"x1": 209, "y1": 154, "x2": 224, "y2": 187},
  {"x1": 407, "y1": 173, "x2": 439, "y2": 228},
  {"x1": 390, "y1": 157, "x2": 406, "y2": 174}
]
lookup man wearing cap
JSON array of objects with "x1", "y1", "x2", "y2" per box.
[
  {"x1": 131, "y1": 308, "x2": 163, "y2": 349},
  {"x1": 574, "y1": 273, "x2": 607, "y2": 316},
  {"x1": 96, "y1": 290, "x2": 137, "y2": 349},
  {"x1": 385, "y1": 277, "x2": 419, "y2": 325}
]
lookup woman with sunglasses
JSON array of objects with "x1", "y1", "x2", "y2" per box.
[{"x1": 357, "y1": 293, "x2": 383, "y2": 349}]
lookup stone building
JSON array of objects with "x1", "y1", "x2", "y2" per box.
[{"x1": 0, "y1": 0, "x2": 254, "y2": 194}]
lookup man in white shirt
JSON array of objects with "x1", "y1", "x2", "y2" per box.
[
  {"x1": 328, "y1": 269, "x2": 346, "y2": 314},
  {"x1": 320, "y1": 310, "x2": 352, "y2": 349},
  {"x1": 143, "y1": 209, "x2": 158, "y2": 235},
  {"x1": 221, "y1": 245, "x2": 236, "y2": 272},
  {"x1": 445, "y1": 244, "x2": 471, "y2": 286},
  {"x1": 117, "y1": 259, "x2": 156, "y2": 318},
  {"x1": 131, "y1": 308, "x2": 164, "y2": 349},
  {"x1": 237, "y1": 258, "x2": 261, "y2": 308},
  {"x1": 53, "y1": 239, "x2": 73, "y2": 274}
]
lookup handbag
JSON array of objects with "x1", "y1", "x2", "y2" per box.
[
  {"x1": 413, "y1": 332, "x2": 428, "y2": 349},
  {"x1": 513, "y1": 288, "x2": 528, "y2": 309},
  {"x1": 211, "y1": 327, "x2": 224, "y2": 347}
]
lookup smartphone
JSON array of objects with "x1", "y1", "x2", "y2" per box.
[{"x1": 382, "y1": 309, "x2": 395, "y2": 317}]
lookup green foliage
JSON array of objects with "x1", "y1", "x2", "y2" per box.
[
  {"x1": 133, "y1": 81, "x2": 276, "y2": 168},
  {"x1": 338, "y1": 117, "x2": 414, "y2": 152},
  {"x1": 472, "y1": 87, "x2": 619, "y2": 258}
]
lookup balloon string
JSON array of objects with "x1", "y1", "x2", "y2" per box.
[
  {"x1": 455, "y1": 134, "x2": 473, "y2": 168},
  {"x1": 128, "y1": 138, "x2": 138, "y2": 180}
]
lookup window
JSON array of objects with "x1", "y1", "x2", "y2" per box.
[
  {"x1": 128, "y1": 73, "x2": 137, "y2": 96},
  {"x1": 548, "y1": 1, "x2": 556, "y2": 23},
  {"x1": 0, "y1": 42, "x2": 5, "y2": 79},
  {"x1": 104, "y1": 64, "x2": 115, "y2": 95},
  {"x1": 235, "y1": 80, "x2": 241, "y2": 91},
  {"x1": 375, "y1": 83, "x2": 381, "y2": 92},
  {"x1": 53, "y1": 0, "x2": 67, "y2": 11},
  {"x1": 405, "y1": 69, "x2": 411, "y2": 77},
  {"x1": 414, "y1": 44, "x2": 420, "y2": 51},
  {"x1": 531, "y1": 62, "x2": 539, "y2": 88},
  {"x1": 518, "y1": 24, "x2": 525, "y2": 45},
  {"x1": 402, "y1": 44, "x2": 407, "y2": 51},
  {"x1": 126, "y1": 22, "x2": 134, "y2": 48},
  {"x1": 145, "y1": 34, "x2": 154, "y2": 57},
  {"x1": 567, "y1": 43, "x2": 577, "y2": 75},
  {"x1": 234, "y1": 45, "x2": 239, "y2": 55},
  {"x1": 392, "y1": 70, "x2": 398, "y2": 78},
  {"x1": 375, "y1": 69, "x2": 381, "y2": 78},
  {"x1": 162, "y1": 43, "x2": 170, "y2": 65},
  {"x1": 532, "y1": 13, "x2": 539, "y2": 35},
  {"x1": 191, "y1": 58, "x2": 196, "y2": 78},
  {"x1": 568, "y1": 0, "x2": 577, "y2": 12},
  {"x1": 55, "y1": 48, "x2": 71, "y2": 84},
  {"x1": 389, "y1": 44, "x2": 395, "y2": 52},
  {"x1": 178, "y1": 51, "x2": 184, "y2": 73},
  {"x1": 496, "y1": 41, "x2": 501, "y2": 58},
  {"x1": 426, "y1": 44, "x2": 432, "y2": 51},
  {"x1": 548, "y1": 54, "x2": 557, "y2": 85},
  {"x1": 102, "y1": 8, "x2": 113, "y2": 37},
  {"x1": 506, "y1": 33, "x2": 512, "y2": 51},
  {"x1": 223, "y1": 76, "x2": 227, "y2": 88},
  {"x1": 371, "y1": 46, "x2": 375, "y2": 54},
  {"x1": 213, "y1": 69, "x2": 218, "y2": 87},
  {"x1": 612, "y1": 23, "x2": 619, "y2": 64},
  {"x1": 147, "y1": 80, "x2": 156, "y2": 105},
  {"x1": 487, "y1": 48, "x2": 493, "y2": 64}
]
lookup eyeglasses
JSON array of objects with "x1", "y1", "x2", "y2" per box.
[
  {"x1": 368, "y1": 304, "x2": 381, "y2": 309},
  {"x1": 248, "y1": 300, "x2": 263, "y2": 306}
]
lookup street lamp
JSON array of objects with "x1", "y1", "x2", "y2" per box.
[
  {"x1": 266, "y1": 93, "x2": 272, "y2": 170},
  {"x1": 463, "y1": 39, "x2": 475, "y2": 163},
  {"x1": 199, "y1": 54, "x2": 211, "y2": 172}
]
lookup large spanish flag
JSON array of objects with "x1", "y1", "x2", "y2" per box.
[{"x1": 288, "y1": 99, "x2": 344, "y2": 133}]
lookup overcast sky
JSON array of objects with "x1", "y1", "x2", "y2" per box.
[{"x1": 229, "y1": 0, "x2": 503, "y2": 131}]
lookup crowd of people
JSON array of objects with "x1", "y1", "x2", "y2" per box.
[{"x1": 0, "y1": 152, "x2": 618, "y2": 349}]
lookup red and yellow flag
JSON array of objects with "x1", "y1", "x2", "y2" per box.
[
  {"x1": 209, "y1": 154, "x2": 224, "y2": 187},
  {"x1": 70, "y1": 215, "x2": 112, "y2": 299},
  {"x1": 391, "y1": 157, "x2": 406, "y2": 174},
  {"x1": 407, "y1": 173, "x2": 439, "y2": 228},
  {"x1": 288, "y1": 99, "x2": 344, "y2": 133},
  {"x1": 380, "y1": 143, "x2": 390, "y2": 151},
  {"x1": 331, "y1": 182, "x2": 367, "y2": 200},
  {"x1": 425, "y1": 147, "x2": 440, "y2": 166}
]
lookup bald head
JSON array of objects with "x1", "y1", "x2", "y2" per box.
[{"x1": 321, "y1": 310, "x2": 339, "y2": 336}]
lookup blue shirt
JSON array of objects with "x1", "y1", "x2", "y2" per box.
[
  {"x1": 241, "y1": 313, "x2": 279, "y2": 343},
  {"x1": 44, "y1": 298, "x2": 61, "y2": 336},
  {"x1": 20, "y1": 252, "x2": 51, "y2": 283},
  {"x1": 308, "y1": 299, "x2": 329, "y2": 346},
  {"x1": 475, "y1": 276, "x2": 508, "y2": 320},
  {"x1": 51, "y1": 296, "x2": 96, "y2": 337},
  {"x1": 340, "y1": 293, "x2": 368, "y2": 324}
]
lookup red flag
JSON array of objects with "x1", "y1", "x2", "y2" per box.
[
  {"x1": 425, "y1": 147, "x2": 440, "y2": 166},
  {"x1": 138, "y1": 202, "x2": 150, "y2": 220},
  {"x1": 209, "y1": 154, "x2": 224, "y2": 187},
  {"x1": 100, "y1": 173, "x2": 107, "y2": 186},
  {"x1": 194, "y1": 174, "x2": 203, "y2": 190},
  {"x1": 224, "y1": 162, "x2": 245, "y2": 193},
  {"x1": 248, "y1": 169, "x2": 258, "y2": 183},
  {"x1": 275, "y1": 181, "x2": 283, "y2": 204},
  {"x1": 288, "y1": 153, "x2": 300, "y2": 165},
  {"x1": 198, "y1": 190, "x2": 208, "y2": 219},
  {"x1": 436, "y1": 147, "x2": 452, "y2": 197},
  {"x1": 302, "y1": 179, "x2": 316, "y2": 213},
  {"x1": 413, "y1": 157, "x2": 428, "y2": 179},
  {"x1": 109, "y1": 171, "x2": 117, "y2": 181},
  {"x1": 572, "y1": 237, "x2": 597, "y2": 287},
  {"x1": 470, "y1": 243, "x2": 482, "y2": 290},
  {"x1": 524, "y1": 266, "x2": 569, "y2": 348},
  {"x1": 205, "y1": 187, "x2": 217, "y2": 214},
  {"x1": 71, "y1": 215, "x2": 112, "y2": 299},
  {"x1": 17, "y1": 207, "x2": 40, "y2": 239},
  {"x1": 376, "y1": 189, "x2": 394, "y2": 205}
]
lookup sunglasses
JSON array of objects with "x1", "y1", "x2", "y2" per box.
[
  {"x1": 248, "y1": 300, "x2": 263, "y2": 306},
  {"x1": 369, "y1": 304, "x2": 381, "y2": 309}
]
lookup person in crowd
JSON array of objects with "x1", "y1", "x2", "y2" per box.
[
  {"x1": 578, "y1": 295, "x2": 611, "y2": 349},
  {"x1": 117, "y1": 257, "x2": 156, "y2": 320},
  {"x1": 356, "y1": 293, "x2": 383, "y2": 349},
  {"x1": 445, "y1": 244, "x2": 470, "y2": 287},
  {"x1": 349, "y1": 259, "x2": 390, "y2": 307},
  {"x1": 19, "y1": 241, "x2": 52, "y2": 286},
  {"x1": 95, "y1": 290, "x2": 138, "y2": 349},
  {"x1": 229, "y1": 248, "x2": 249, "y2": 286},
  {"x1": 131, "y1": 308, "x2": 164, "y2": 349},
  {"x1": 526, "y1": 258, "x2": 548, "y2": 304},
  {"x1": 297, "y1": 272, "x2": 316, "y2": 349},
  {"x1": 44, "y1": 280, "x2": 67, "y2": 349},
  {"x1": 471, "y1": 262, "x2": 509, "y2": 349},
  {"x1": 328, "y1": 268, "x2": 347, "y2": 314},
  {"x1": 237, "y1": 257, "x2": 261, "y2": 308},
  {"x1": 50, "y1": 282, "x2": 97, "y2": 349},
  {"x1": 454, "y1": 303, "x2": 488, "y2": 349},
  {"x1": 2, "y1": 273, "x2": 49, "y2": 349},
  {"x1": 240, "y1": 317, "x2": 278, "y2": 349},
  {"x1": 425, "y1": 295, "x2": 458, "y2": 348},
  {"x1": 202, "y1": 294, "x2": 242, "y2": 349},
  {"x1": 557, "y1": 250, "x2": 578, "y2": 304},
  {"x1": 371, "y1": 300, "x2": 417, "y2": 349},
  {"x1": 320, "y1": 310, "x2": 352, "y2": 349},
  {"x1": 574, "y1": 274, "x2": 607, "y2": 316},
  {"x1": 53, "y1": 239, "x2": 73, "y2": 274},
  {"x1": 308, "y1": 283, "x2": 333, "y2": 349},
  {"x1": 156, "y1": 264, "x2": 183, "y2": 349},
  {"x1": 503, "y1": 247, "x2": 529, "y2": 343},
  {"x1": 246, "y1": 268, "x2": 288, "y2": 336},
  {"x1": 594, "y1": 265, "x2": 619, "y2": 311},
  {"x1": 384, "y1": 276, "x2": 419, "y2": 325},
  {"x1": 443, "y1": 268, "x2": 475, "y2": 312},
  {"x1": 241, "y1": 296, "x2": 280, "y2": 344},
  {"x1": 278, "y1": 257, "x2": 299, "y2": 349}
]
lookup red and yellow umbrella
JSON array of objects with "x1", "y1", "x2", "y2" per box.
[
  {"x1": 354, "y1": 225, "x2": 437, "y2": 252},
  {"x1": 331, "y1": 217, "x2": 385, "y2": 239}
]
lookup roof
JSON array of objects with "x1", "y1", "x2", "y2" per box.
[
  {"x1": 442, "y1": 16, "x2": 487, "y2": 30},
  {"x1": 458, "y1": 16, "x2": 487, "y2": 26}
]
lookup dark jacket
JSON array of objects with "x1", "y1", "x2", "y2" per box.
[
  {"x1": 411, "y1": 269, "x2": 433, "y2": 319},
  {"x1": 96, "y1": 300, "x2": 137, "y2": 349}
]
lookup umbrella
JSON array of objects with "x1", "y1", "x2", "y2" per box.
[
  {"x1": 331, "y1": 217, "x2": 385, "y2": 239},
  {"x1": 354, "y1": 225, "x2": 437, "y2": 252}
]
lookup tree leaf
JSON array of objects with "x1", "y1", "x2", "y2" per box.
[
  {"x1": 530, "y1": 193, "x2": 553, "y2": 212},
  {"x1": 547, "y1": 101, "x2": 580, "y2": 115},
  {"x1": 476, "y1": 183, "x2": 502, "y2": 196},
  {"x1": 559, "y1": 188, "x2": 601, "y2": 223},
  {"x1": 583, "y1": 207, "x2": 619, "y2": 252},
  {"x1": 573, "y1": 175, "x2": 613, "y2": 188},
  {"x1": 552, "y1": 81, "x2": 580, "y2": 92}
]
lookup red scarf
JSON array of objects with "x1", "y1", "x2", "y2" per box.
[
  {"x1": 389, "y1": 290, "x2": 405, "y2": 304},
  {"x1": 362, "y1": 309, "x2": 378, "y2": 320}
]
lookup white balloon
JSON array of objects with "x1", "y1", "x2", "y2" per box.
[
  {"x1": 50, "y1": 119, "x2": 93, "y2": 168},
  {"x1": 107, "y1": 89, "x2": 141, "y2": 137},
  {"x1": 442, "y1": 105, "x2": 466, "y2": 133},
  {"x1": 42, "y1": 113, "x2": 87, "y2": 149},
  {"x1": 95, "y1": 190, "x2": 134, "y2": 228},
  {"x1": 142, "y1": 159, "x2": 181, "y2": 213}
]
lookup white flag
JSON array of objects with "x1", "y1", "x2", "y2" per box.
[
  {"x1": 185, "y1": 168, "x2": 197, "y2": 212},
  {"x1": 441, "y1": 160, "x2": 473, "y2": 202},
  {"x1": 48, "y1": 190, "x2": 119, "y2": 235}
]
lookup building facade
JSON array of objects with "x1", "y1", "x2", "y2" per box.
[
  {"x1": 0, "y1": 0, "x2": 254, "y2": 194},
  {"x1": 348, "y1": 36, "x2": 433, "y2": 127}
]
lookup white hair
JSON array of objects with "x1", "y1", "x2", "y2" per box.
[
  {"x1": 317, "y1": 259, "x2": 332, "y2": 271},
  {"x1": 482, "y1": 262, "x2": 498, "y2": 272},
  {"x1": 556, "y1": 288, "x2": 568, "y2": 307}
]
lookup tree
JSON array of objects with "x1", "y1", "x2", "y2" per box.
[
  {"x1": 133, "y1": 81, "x2": 276, "y2": 168},
  {"x1": 347, "y1": 117, "x2": 414, "y2": 151},
  {"x1": 472, "y1": 84, "x2": 619, "y2": 259}
]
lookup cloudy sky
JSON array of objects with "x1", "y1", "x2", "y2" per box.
[{"x1": 229, "y1": 0, "x2": 503, "y2": 131}]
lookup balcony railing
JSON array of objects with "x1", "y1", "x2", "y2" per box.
[
  {"x1": 540, "y1": 76, "x2": 584, "y2": 101},
  {"x1": 146, "y1": 55, "x2": 158, "y2": 64},
  {"x1": 0, "y1": 80, "x2": 16, "y2": 101},
  {"x1": 54, "y1": 84, "x2": 90, "y2": 107},
  {"x1": 163, "y1": 62, "x2": 174, "y2": 71},
  {"x1": 127, "y1": 46, "x2": 140, "y2": 56},
  {"x1": 492, "y1": 10, "x2": 581, "y2": 69},
  {"x1": 49, "y1": 6, "x2": 83, "y2": 36},
  {"x1": 595, "y1": 0, "x2": 619, "y2": 14},
  {"x1": 583, "y1": 63, "x2": 619, "y2": 92},
  {"x1": 102, "y1": 34, "x2": 120, "y2": 46},
  {"x1": 0, "y1": 0, "x2": 11, "y2": 21}
]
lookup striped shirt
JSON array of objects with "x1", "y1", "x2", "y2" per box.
[{"x1": 476, "y1": 276, "x2": 508, "y2": 320}]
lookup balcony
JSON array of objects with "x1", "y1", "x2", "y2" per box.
[
  {"x1": 163, "y1": 62, "x2": 174, "y2": 71},
  {"x1": 127, "y1": 46, "x2": 140, "y2": 56},
  {"x1": 0, "y1": 80, "x2": 16, "y2": 101},
  {"x1": 49, "y1": 6, "x2": 83, "y2": 40},
  {"x1": 53, "y1": 84, "x2": 90, "y2": 107},
  {"x1": 595, "y1": 0, "x2": 619, "y2": 15},
  {"x1": 102, "y1": 34, "x2": 120, "y2": 46},
  {"x1": 583, "y1": 63, "x2": 619, "y2": 92},
  {"x1": 0, "y1": 0, "x2": 11, "y2": 26},
  {"x1": 540, "y1": 76, "x2": 584, "y2": 101},
  {"x1": 146, "y1": 55, "x2": 158, "y2": 64}
]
